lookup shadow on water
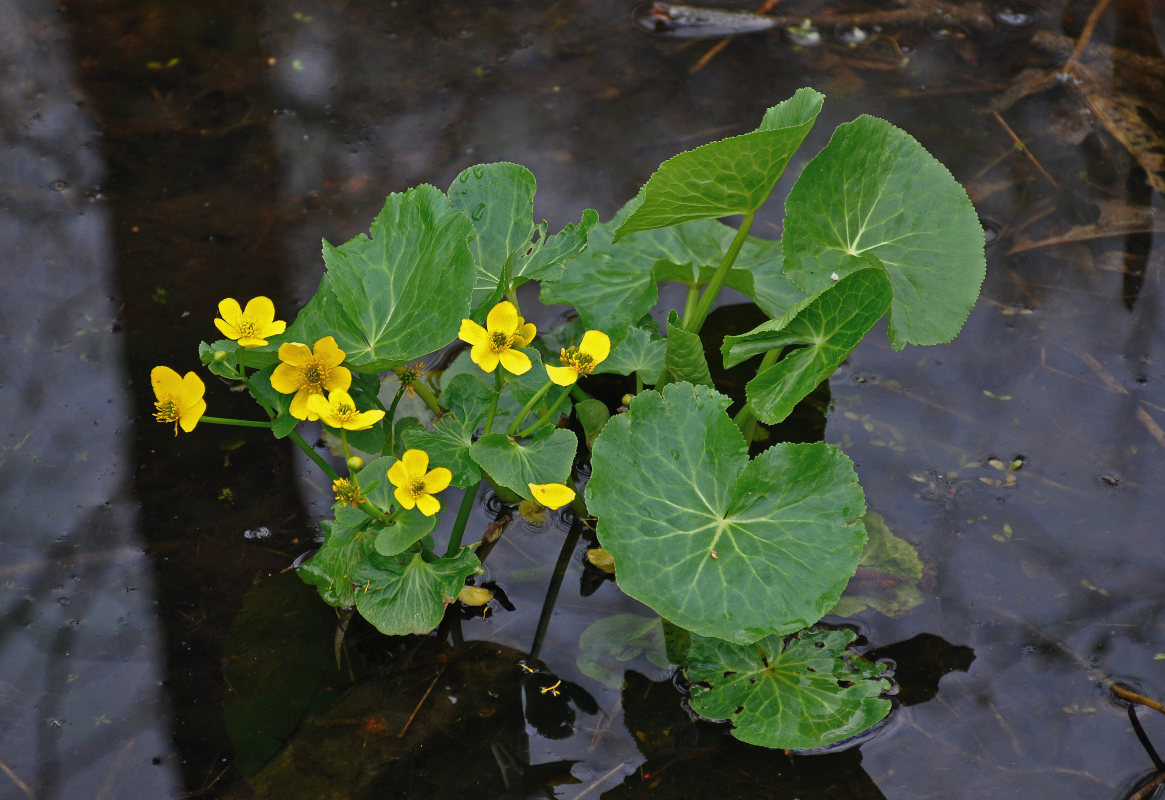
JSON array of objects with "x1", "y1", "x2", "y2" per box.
[{"x1": 0, "y1": 0, "x2": 1162, "y2": 796}]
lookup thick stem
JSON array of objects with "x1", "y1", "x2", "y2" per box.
[
  {"x1": 199, "y1": 416, "x2": 271, "y2": 429},
  {"x1": 528, "y1": 517, "x2": 583, "y2": 662},
  {"x1": 684, "y1": 210, "x2": 756, "y2": 334},
  {"x1": 383, "y1": 387, "x2": 405, "y2": 456},
  {"x1": 483, "y1": 370, "x2": 504, "y2": 434},
  {"x1": 445, "y1": 480, "x2": 481, "y2": 556},
  {"x1": 732, "y1": 348, "x2": 780, "y2": 440},
  {"x1": 411, "y1": 379, "x2": 441, "y2": 416},
  {"x1": 289, "y1": 429, "x2": 340, "y2": 482},
  {"x1": 507, "y1": 379, "x2": 554, "y2": 436},
  {"x1": 518, "y1": 386, "x2": 571, "y2": 439}
]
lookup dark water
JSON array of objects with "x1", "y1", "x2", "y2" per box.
[{"x1": 2, "y1": 0, "x2": 1164, "y2": 797}]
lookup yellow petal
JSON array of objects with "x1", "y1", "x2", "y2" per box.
[
  {"x1": 422, "y1": 467, "x2": 452, "y2": 495},
  {"x1": 515, "y1": 321, "x2": 537, "y2": 347},
  {"x1": 387, "y1": 459, "x2": 410, "y2": 488},
  {"x1": 486, "y1": 300, "x2": 519, "y2": 334},
  {"x1": 579, "y1": 330, "x2": 611, "y2": 364},
  {"x1": 400, "y1": 449, "x2": 430, "y2": 478},
  {"x1": 458, "y1": 318, "x2": 488, "y2": 346},
  {"x1": 213, "y1": 318, "x2": 237, "y2": 339},
  {"x1": 236, "y1": 335, "x2": 269, "y2": 348},
  {"x1": 323, "y1": 365, "x2": 352, "y2": 392},
  {"x1": 393, "y1": 486, "x2": 416, "y2": 510},
  {"x1": 277, "y1": 341, "x2": 312, "y2": 366},
  {"x1": 313, "y1": 336, "x2": 346, "y2": 367},
  {"x1": 498, "y1": 348, "x2": 531, "y2": 375},
  {"x1": 261, "y1": 319, "x2": 287, "y2": 338},
  {"x1": 346, "y1": 409, "x2": 386, "y2": 430},
  {"x1": 150, "y1": 366, "x2": 183, "y2": 399},
  {"x1": 180, "y1": 397, "x2": 207, "y2": 432},
  {"x1": 545, "y1": 364, "x2": 578, "y2": 386},
  {"x1": 458, "y1": 585, "x2": 494, "y2": 606},
  {"x1": 289, "y1": 389, "x2": 313, "y2": 420},
  {"x1": 470, "y1": 343, "x2": 500, "y2": 373},
  {"x1": 528, "y1": 482, "x2": 575, "y2": 509},
  {"x1": 217, "y1": 297, "x2": 243, "y2": 326},
  {"x1": 242, "y1": 296, "x2": 275, "y2": 325},
  {"x1": 307, "y1": 393, "x2": 334, "y2": 425},
  {"x1": 270, "y1": 362, "x2": 301, "y2": 394},
  {"x1": 180, "y1": 371, "x2": 206, "y2": 404},
  {"x1": 415, "y1": 493, "x2": 441, "y2": 517}
]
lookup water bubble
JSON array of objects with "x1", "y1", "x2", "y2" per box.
[
  {"x1": 49, "y1": 179, "x2": 68, "y2": 192},
  {"x1": 243, "y1": 526, "x2": 271, "y2": 540},
  {"x1": 993, "y1": 4, "x2": 1037, "y2": 29},
  {"x1": 471, "y1": 203, "x2": 486, "y2": 221},
  {"x1": 472, "y1": 165, "x2": 485, "y2": 179}
]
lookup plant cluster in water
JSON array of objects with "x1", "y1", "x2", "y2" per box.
[{"x1": 151, "y1": 89, "x2": 985, "y2": 749}]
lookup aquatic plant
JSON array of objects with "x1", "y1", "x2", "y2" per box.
[{"x1": 155, "y1": 89, "x2": 985, "y2": 750}]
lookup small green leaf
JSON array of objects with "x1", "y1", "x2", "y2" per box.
[
  {"x1": 588, "y1": 383, "x2": 867, "y2": 644},
  {"x1": 783, "y1": 116, "x2": 986, "y2": 349},
  {"x1": 686, "y1": 627, "x2": 892, "y2": 749},
  {"x1": 596, "y1": 324, "x2": 666, "y2": 385},
  {"x1": 352, "y1": 548, "x2": 481, "y2": 636},
  {"x1": 470, "y1": 427, "x2": 577, "y2": 501},
  {"x1": 662, "y1": 310, "x2": 712, "y2": 387},
  {"x1": 574, "y1": 398, "x2": 610, "y2": 451},
  {"x1": 615, "y1": 88, "x2": 825, "y2": 238},
  {"x1": 723, "y1": 267, "x2": 892, "y2": 424},
  {"x1": 373, "y1": 509, "x2": 440, "y2": 557},
  {"x1": 285, "y1": 185, "x2": 476, "y2": 371}
]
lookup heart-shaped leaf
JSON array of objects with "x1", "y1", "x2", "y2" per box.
[
  {"x1": 588, "y1": 383, "x2": 867, "y2": 644},
  {"x1": 470, "y1": 427, "x2": 578, "y2": 502},
  {"x1": 351, "y1": 548, "x2": 481, "y2": 636},
  {"x1": 783, "y1": 116, "x2": 986, "y2": 349},
  {"x1": 596, "y1": 324, "x2": 666, "y2": 386},
  {"x1": 686, "y1": 627, "x2": 892, "y2": 749}
]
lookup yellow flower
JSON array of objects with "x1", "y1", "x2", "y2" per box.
[
  {"x1": 457, "y1": 585, "x2": 494, "y2": 606},
  {"x1": 270, "y1": 336, "x2": 351, "y2": 420},
  {"x1": 545, "y1": 330, "x2": 610, "y2": 386},
  {"x1": 528, "y1": 482, "x2": 576, "y2": 510},
  {"x1": 151, "y1": 366, "x2": 207, "y2": 434},
  {"x1": 332, "y1": 478, "x2": 364, "y2": 508},
  {"x1": 458, "y1": 301, "x2": 536, "y2": 375},
  {"x1": 387, "y1": 449, "x2": 452, "y2": 517},
  {"x1": 213, "y1": 296, "x2": 286, "y2": 348},
  {"x1": 307, "y1": 389, "x2": 385, "y2": 431}
]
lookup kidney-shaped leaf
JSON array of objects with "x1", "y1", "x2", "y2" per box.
[
  {"x1": 783, "y1": 116, "x2": 986, "y2": 349},
  {"x1": 588, "y1": 383, "x2": 867, "y2": 644},
  {"x1": 686, "y1": 627, "x2": 892, "y2": 749},
  {"x1": 615, "y1": 88, "x2": 825, "y2": 237},
  {"x1": 352, "y1": 548, "x2": 481, "y2": 637},
  {"x1": 470, "y1": 427, "x2": 577, "y2": 502},
  {"x1": 722, "y1": 267, "x2": 892, "y2": 424}
]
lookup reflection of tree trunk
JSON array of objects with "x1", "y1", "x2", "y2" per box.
[{"x1": 61, "y1": 1, "x2": 304, "y2": 791}]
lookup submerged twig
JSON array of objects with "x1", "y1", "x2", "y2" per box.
[
  {"x1": 989, "y1": 109, "x2": 1060, "y2": 190},
  {"x1": 398, "y1": 662, "x2": 447, "y2": 738}
]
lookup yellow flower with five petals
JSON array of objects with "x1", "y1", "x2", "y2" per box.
[
  {"x1": 307, "y1": 389, "x2": 386, "y2": 430},
  {"x1": 151, "y1": 366, "x2": 207, "y2": 434},
  {"x1": 528, "y1": 482, "x2": 576, "y2": 510},
  {"x1": 545, "y1": 330, "x2": 610, "y2": 386},
  {"x1": 213, "y1": 296, "x2": 286, "y2": 347},
  {"x1": 387, "y1": 449, "x2": 452, "y2": 517},
  {"x1": 458, "y1": 301, "x2": 536, "y2": 375},
  {"x1": 270, "y1": 336, "x2": 351, "y2": 420}
]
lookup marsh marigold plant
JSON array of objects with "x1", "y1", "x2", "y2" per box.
[
  {"x1": 546, "y1": 330, "x2": 610, "y2": 386},
  {"x1": 387, "y1": 449, "x2": 452, "y2": 517},
  {"x1": 151, "y1": 366, "x2": 207, "y2": 434}
]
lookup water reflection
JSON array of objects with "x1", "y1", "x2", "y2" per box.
[{"x1": 0, "y1": 0, "x2": 178, "y2": 796}]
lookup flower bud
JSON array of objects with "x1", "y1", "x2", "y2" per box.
[
  {"x1": 213, "y1": 350, "x2": 229, "y2": 363},
  {"x1": 621, "y1": 393, "x2": 634, "y2": 407},
  {"x1": 346, "y1": 456, "x2": 364, "y2": 471}
]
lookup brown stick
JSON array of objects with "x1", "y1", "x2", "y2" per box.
[
  {"x1": 398, "y1": 663, "x2": 447, "y2": 738},
  {"x1": 1066, "y1": 0, "x2": 1114, "y2": 70},
  {"x1": 1129, "y1": 770, "x2": 1165, "y2": 800},
  {"x1": 989, "y1": 108, "x2": 1060, "y2": 190},
  {"x1": 1112, "y1": 683, "x2": 1165, "y2": 716}
]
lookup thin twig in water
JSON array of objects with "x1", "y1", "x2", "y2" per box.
[
  {"x1": 398, "y1": 663, "x2": 447, "y2": 738},
  {"x1": 989, "y1": 109, "x2": 1060, "y2": 190},
  {"x1": 1129, "y1": 769, "x2": 1165, "y2": 800},
  {"x1": 0, "y1": 760, "x2": 33, "y2": 799},
  {"x1": 1066, "y1": 0, "x2": 1114, "y2": 70},
  {"x1": 1112, "y1": 683, "x2": 1165, "y2": 716}
]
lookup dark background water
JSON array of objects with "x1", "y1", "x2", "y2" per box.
[{"x1": 2, "y1": 0, "x2": 1164, "y2": 797}]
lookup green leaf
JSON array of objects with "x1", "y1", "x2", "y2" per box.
[
  {"x1": 576, "y1": 613, "x2": 671, "y2": 689},
  {"x1": 401, "y1": 416, "x2": 481, "y2": 488},
  {"x1": 333, "y1": 456, "x2": 437, "y2": 549},
  {"x1": 352, "y1": 548, "x2": 481, "y2": 636},
  {"x1": 596, "y1": 324, "x2": 665, "y2": 385},
  {"x1": 574, "y1": 398, "x2": 610, "y2": 451},
  {"x1": 783, "y1": 116, "x2": 986, "y2": 349},
  {"x1": 685, "y1": 627, "x2": 892, "y2": 749},
  {"x1": 723, "y1": 267, "x2": 892, "y2": 425},
  {"x1": 588, "y1": 383, "x2": 867, "y2": 644},
  {"x1": 297, "y1": 521, "x2": 375, "y2": 608},
  {"x1": 661, "y1": 310, "x2": 712, "y2": 387},
  {"x1": 241, "y1": 363, "x2": 296, "y2": 438},
  {"x1": 373, "y1": 510, "x2": 440, "y2": 557},
  {"x1": 470, "y1": 427, "x2": 577, "y2": 501},
  {"x1": 829, "y1": 511, "x2": 924, "y2": 618},
  {"x1": 448, "y1": 163, "x2": 597, "y2": 313},
  {"x1": 285, "y1": 185, "x2": 476, "y2": 372},
  {"x1": 615, "y1": 88, "x2": 825, "y2": 238},
  {"x1": 730, "y1": 239, "x2": 809, "y2": 321},
  {"x1": 441, "y1": 373, "x2": 496, "y2": 428}
]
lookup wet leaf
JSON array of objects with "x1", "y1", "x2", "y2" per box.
[
  {"x1": 448, "y1": 162, "x2": 597, "y2": 314},
  {"x1": 576, "y1": 613, "x2": 672, "y2": 688},
  {"x1": 686, "y1": 627, "x2": 892, "y2": 749},
  {"x1": 783, "y1": 116, "x2": 986, "y2": 350},
  {"x1": 588, "y1": 383, "x2": 867, "y2": 644},
  {"x1": 616, "y1": 88, "x2": 825, "y2": 237},
  {"x1": 470, "y1": 427, "x2": 577, "y2": 502},
  {"x1": 662, "y1": 310, "x2": 713, "y2": 387},
  {"x1": 829, "y1": 511, "x2": 925, "y2": 618},
  {"x1": 352, "y1": 548, "x2": 481, "y2": 636},
  {"x1": 723, "y1": 268, "x2": 892, "y2": 424},
  {"x1": 285, "y1": 185, "x2": 476, "y2": 372}
]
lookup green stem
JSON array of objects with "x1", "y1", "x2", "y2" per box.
[
  {"x1": 199, "y1": 416, "x2": 271, "y2": 429},
  {"x1": 684, "y1": 210, "x2": 756, "y2": 334},
  {"x1": 340, "y1": 429, "x2": 351, "y2": 463},
  {"x1": 682, "y1": 283, "x2": 700, "y2": 324},
  {"x1": 483, "y1": 370, "x2": 504, "y2": 434},
  {"x1": 507, "y1": 379, "x2": 554, "y2": 436},
  {"x1": 411, "y1": 379, "x2": 441, "y2": 416},
  {"x1": 517, "y1": 386, "x2": 571, "y2": 439},
  {"x1": 732, "y1": 346, "x2": 781, "y2": 441},
  {"x1": 383, "y1": 387, "x2": 405, "y2": 456},
  {"x1": 445, "y1": 479, "x2": 481, "y2": 556},
  {"x1": 288, "y1": 429, "x2": 340, "y2": 482}
]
